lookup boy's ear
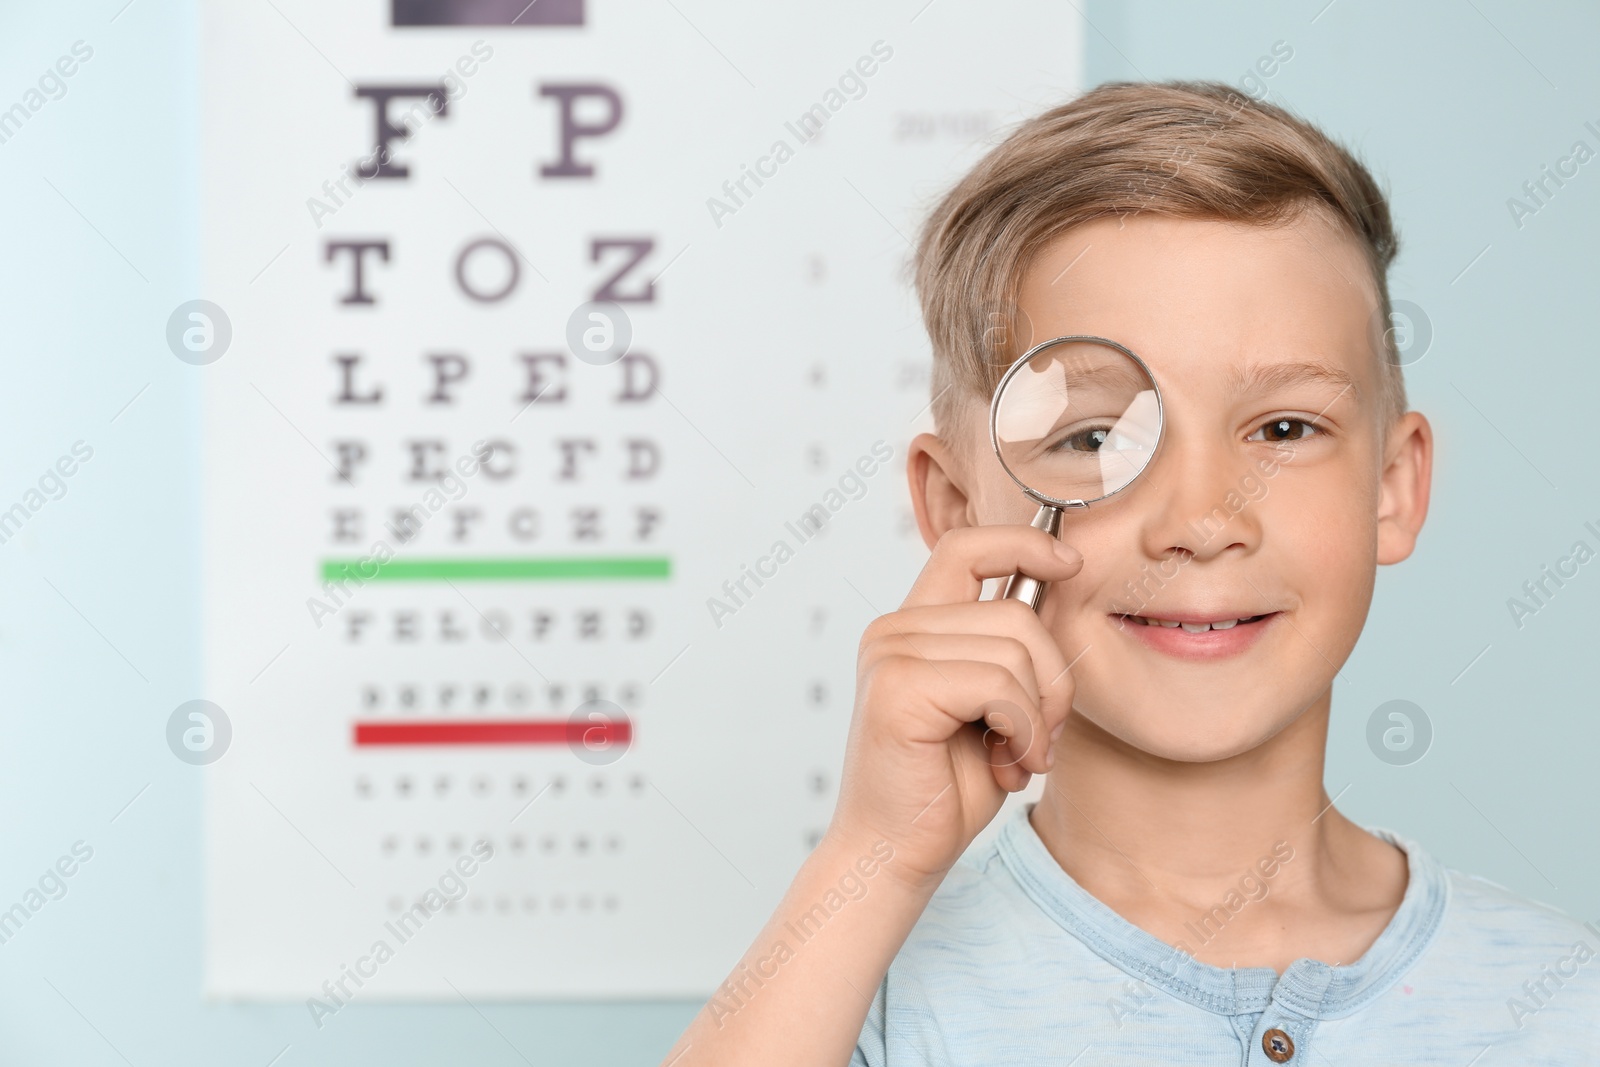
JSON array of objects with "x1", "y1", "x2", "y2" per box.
[
  {"x1": 1375, "y1": 410, "x2": 1434, "y2": 565},
  {"x1": 907, "y1": 432, "x2": 975, "y2": 551}
]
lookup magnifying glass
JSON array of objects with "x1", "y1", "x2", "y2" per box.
[{"x1": 988, "y1": 335, "x2": 1165, "y2": 611}]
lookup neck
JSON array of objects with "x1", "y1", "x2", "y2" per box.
[{"x1": 1031, "y1": 690, "x2": 1374, "y2": 921}]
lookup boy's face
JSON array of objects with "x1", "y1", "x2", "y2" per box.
[{"x1": 913, "y1": 210, "x2": 1432, "y2": 762}]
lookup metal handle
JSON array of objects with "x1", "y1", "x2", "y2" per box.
[{"x1": 1000, "y1": 503, "x2": 1064, "y2": 612}]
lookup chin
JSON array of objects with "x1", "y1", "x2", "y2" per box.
[{"x1": 1072, "y1": 677, "x2": 1319, "y2": 764}]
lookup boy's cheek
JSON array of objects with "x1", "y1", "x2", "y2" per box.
[
  {"x1": 1259, "y1": 480, "x2": 1381, "y2": 656},
  {"x1": 1038, "y1": 552, "x2": 1128, "y2": 648},
  {"x1": 1266, "y1": 468, "x2": 1380, "y2": 574}
]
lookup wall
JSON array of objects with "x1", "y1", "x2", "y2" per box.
[{"x1": 0, "y1": 1, "x2": 1594, "y2": 1064}]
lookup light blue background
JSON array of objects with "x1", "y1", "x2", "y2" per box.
[{"x1": 1, "y1": 1, "x2": 1595, "y2": 1063}]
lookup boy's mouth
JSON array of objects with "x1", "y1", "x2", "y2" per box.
[
  {"x1": 1109, "y1": 610, "x2": 1280, "y2": 660},
  {"x1": 1114, "y1": 612, "x2": 1275, "y2": 632}
]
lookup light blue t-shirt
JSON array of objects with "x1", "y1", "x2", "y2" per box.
[{"x1": 853, "y1": 802, "x2": 1600, "y2": 1065}]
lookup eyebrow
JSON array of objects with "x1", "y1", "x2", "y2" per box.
[
  {"x1": 1225, "y1": 360, "x2": 1360, "y2": 399},
  {"x1": 998, "y1": 351, "x2": 1155, "y2": 400}
]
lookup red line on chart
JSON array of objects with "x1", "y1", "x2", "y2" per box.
[{"x1": 353, "y1": 719, "x2": 632, "y2": 747}]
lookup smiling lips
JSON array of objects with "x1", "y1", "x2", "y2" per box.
[
  {"x1": 1125, "y1": 612, "x2": 1272, "y2": 632},
  {"x1": 1112, "y1": 611, "x2": 1280, "y2": 660}
]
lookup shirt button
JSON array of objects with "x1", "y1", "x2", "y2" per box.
[{"x1": 1262, "y1": 1027, "x2": 1295, "y2": 1063}]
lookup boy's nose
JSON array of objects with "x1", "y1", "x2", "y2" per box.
[{"x1": 1136, "y1": 437, "x2": 1265, "y2": 563}]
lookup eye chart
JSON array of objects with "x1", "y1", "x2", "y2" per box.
[{"x1": 197, "y1": 0, "x2": 1081, "y2": 999}]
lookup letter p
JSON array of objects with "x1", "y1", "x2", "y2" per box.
[{"x1": 539, "y1": 83, "x2": 624, "y2": 179}]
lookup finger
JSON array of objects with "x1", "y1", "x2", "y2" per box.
[
  {"x1": 974, "y1": 696, "x2": 1051, "y2": 777},
  {"x1": 861, "y1": 631, "x2": 1041, "y2": 709},
  {"x1": 945, "y1": 714, "x2": 1028, "y2": 796},
  {"x1": 901, "y1": 525, "x2": 1082, "y2": 611},
  {"x1": 870, "y1": 656, "x2": 1050, "y2": 775},
  {"x1": 991, "y1": 740, "x2": 1032, "y2": 793},
  {"x1": 865, "y1": 600, "x2": 1076, "y2": 734},
  {"x1": 960, "y1": 719, "x2": 1031, "y2": 794},
  {"x1": 862, "y1": 629, "x2": 1061, "y2": 775},
  {"x1": 860, "y1": 627, "x2": 1067, "y2": 776}
]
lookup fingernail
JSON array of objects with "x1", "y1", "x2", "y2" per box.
[
  {"x1": 1053, "y1": 541, "x2": 1081, "y2": 565},
  {"x1": 1050, "y1": 721, "x2": 1065, "y2": 743},
  {"x1": 1046, "y1": 747, "x2": 1055, "y2": 769}
]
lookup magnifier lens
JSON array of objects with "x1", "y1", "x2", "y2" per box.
[{"x1": 993, "y1": 338, "x2": 1161, "y2": 505}]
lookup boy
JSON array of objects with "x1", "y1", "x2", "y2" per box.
[{"x1": 667, "y1": 81, "x2": 1600, "y2": 1064}]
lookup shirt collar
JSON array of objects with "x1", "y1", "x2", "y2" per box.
[{"x1": 995, "y1": 801, "x2": 1449, "y2": 1018}]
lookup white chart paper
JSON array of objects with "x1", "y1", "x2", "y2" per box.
[{"x1": 198, "y1": 0, "x2": 1081, "y2": 999}]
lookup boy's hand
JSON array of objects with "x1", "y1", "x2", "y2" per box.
[{"x1": 829, "y1": 525, "x2": 1081, "y2": 890}]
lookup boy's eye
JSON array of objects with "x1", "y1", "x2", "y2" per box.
[
  {"x1": 1047, "y1": 425, "x2": 1120, "y2": 453},
  {"x1": 1250, "y1": 418, "x2": 1319, "y2": 443},
  {"x1": 1066, "y1": 427, "x2": 1110, "y2": 452}
]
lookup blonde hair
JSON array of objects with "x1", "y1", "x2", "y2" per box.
[{"x1": 911, "y1": 80, "x2": 1405, "y2": 440}]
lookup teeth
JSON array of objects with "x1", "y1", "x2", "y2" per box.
[{"x1": 1131, "y1": 615, "x2": 1257, "y2": 631}]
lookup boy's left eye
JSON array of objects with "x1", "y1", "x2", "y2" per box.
[{"x1": 1249, "y1": 418, "x2": 1320, "y2": 443}]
